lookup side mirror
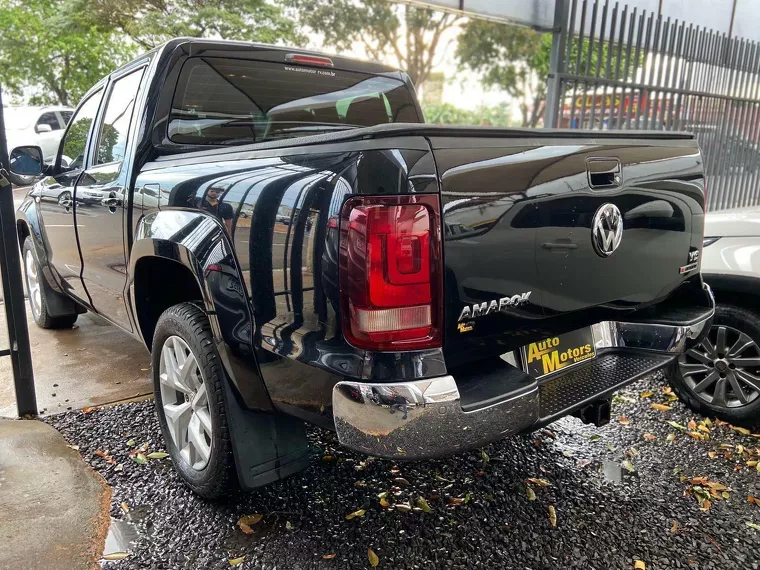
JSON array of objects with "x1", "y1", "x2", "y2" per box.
[
  {"x1": 9, "y1": 146, "x2": 44, "y2": 176},
  {"x1": 35, "y1": 123, "x2": 53, "y2": 134}
]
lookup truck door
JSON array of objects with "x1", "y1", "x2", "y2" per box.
[
  {"x1": 35, "y1": 88, "x2": 104, "y2": 304},
  {"x1": 74, "y1": 66, "x2": 145, "y2": 330}
]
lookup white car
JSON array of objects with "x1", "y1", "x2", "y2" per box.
[
  {"x1": 667, "y1": 206, "x2": 760, "y2": 428},
  {"x1": 4, "y1": 106, "x2": 73, "y2": 182}
]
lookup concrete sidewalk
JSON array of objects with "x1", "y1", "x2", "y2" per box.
[{"x1": 0, "y1": 419, "x2": 110, "y2": 570}]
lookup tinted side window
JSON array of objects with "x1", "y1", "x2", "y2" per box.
[
  {"x1": 36, "y1": 112, "x2": 60, "y2": 131},
  {"x1": 59, "y1": 111, "x2": 73, "y2": 126},
  {"x1": 61, "y1": 92, "x2": 103, "y2": 170},
  {"x1": 96, "y1": 69, "x2": 144, "y2": 165}
]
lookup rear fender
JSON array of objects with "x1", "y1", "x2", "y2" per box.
[{"x1": 130, "y1": 209, "x2": 272, "y2": 411}]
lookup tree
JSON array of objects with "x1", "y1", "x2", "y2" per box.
[
  {"x1": 457, "y1": 20, "x2": 634, "y2": 128},
  {"x1": 0, "y1": 0, "x2": 135, "y2": 106},
  {"x1": 70, "y1": 0, "x2": 303, "y2": 50},
  {"x1": 286, "y1": 0, "x2": 461, "y2": 88},
  {"x1": 456, "y1": 21, "x2": 548, "y2": 128}
]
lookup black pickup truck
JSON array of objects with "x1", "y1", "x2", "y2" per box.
[{"x1": 10, "y1": 38, "x2": 715, "y2": 499}]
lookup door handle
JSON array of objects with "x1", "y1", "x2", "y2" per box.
[
  {"x1": 101, "y1": 192, "x2": 122, "y2": 210},
  {"x1": 586, "y1": 157, "x2": 622, "y2": 188}
]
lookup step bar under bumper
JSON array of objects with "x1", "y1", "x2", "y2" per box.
[{"x1": 333, "y1": 293, "x2": 714, "y2": 460}]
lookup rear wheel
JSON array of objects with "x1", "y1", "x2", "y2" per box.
[
  {"x1": 152, "y1": 303, "x2": 237, "y2": 499},
  {"x1": 668, "y1": 303, "x2": 760, "y2": 429},
  {"x1": 22, "y1": 237, "x2": 78, "y2": 329}
]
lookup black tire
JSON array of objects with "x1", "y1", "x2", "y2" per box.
[
  {"x1": 21, "y1": 237, "x2": 78, "y2": 329},
  {"x1": 667, "y1": 303, "x2": 760, "y2": 429},
  {"x1": 151, "y1": 303, "x2": 237, "y2": 499}
]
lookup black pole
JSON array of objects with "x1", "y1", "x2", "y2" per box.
[{"x1": 0, "y1": 86, "x2": 38, "y2": 417}]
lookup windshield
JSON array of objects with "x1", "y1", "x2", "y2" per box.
[{"x1": 168, "y1": 57, "x2": 420, "y2": 145}]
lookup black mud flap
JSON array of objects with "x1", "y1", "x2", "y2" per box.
[{"x1": 221, "y1": 378, "x2": 311, "y2": 489}]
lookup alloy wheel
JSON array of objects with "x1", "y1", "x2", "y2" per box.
[
  {"x1": 159, "y1": 335, "x2": 213, "y2": 470},
  {"x1": 24, "y1": 249, "x2": 41, "y2": 320},
  {"x1": 678, "y1": 324, "x2": 760, "y2": 408}
]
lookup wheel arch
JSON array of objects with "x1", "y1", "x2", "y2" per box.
[
  {"x1": 702, "y1": 273, "x2": 760, "y2": 313},
  {"x1": 129, "y1": 210, "x2": 273, "y2": 411}
]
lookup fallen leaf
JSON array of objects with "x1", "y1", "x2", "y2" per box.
[
  {"x1": 708, "y1": 451, "x2": 717, "y2": 459},
  {"x1": 103, "y1": 552, "x2": 129, "y2": 561},
  {"x1": 114, "y1": 464, "x2": 123, "y2": 472},
  {"x1": 667, "y1": 433, "x2": 677, "y2": 442},
  {"x1": 416, "y1": 497, "x2": 432, "y2": 512},
  {"x1": 354, "y1": 480, "x2": 367, "y2": 488},
  {"x1": 746, "y1": 521, "x2": 760, "y2": 531},
  {"x1": 322, "y1": 455, "x2": 334, "y2": 462},
  {"x1": 379, "y1": 498, "x2": 390, "y2": 508},
  {"x1": 701, "y1": 499, "x2": 712, "y2": 511},
  {"x1": 651, "y1": 403, "x2": 672, "y2": 412},
  {"x1": 643, "y1": 433, "x2": 656, "y2": 441},
  {"x1": 731, "y1": 425, "x2": 751, "y2": 436},
  {"x1": 706, "y1": 481, "x2": 728, "y2": 491},
  {"x1": 640, "y1": 391, "x2": 654, "y2": 398},
  {"x1": 526, "y1": 486, "x2": 537, "y2": 501},
  {"x1": 228, "y1": 556, "x2": 245, "y2": 566},
  {"x1": 748, "y1": 496, "x2": 757, "y2": 504},
  {"x1": 690, "y1": 476, "x2": 709, "y2": 485},
  {"x1": 704, "y1": 418, "x2": 713, "y2": 427},
  {"x1": 748, "y1": 461, "x2": 758, "y2": 467},
  {"x1": 525, "y1": 478, "x2": 551, "y2": 487},
  {"x1": 322, "y1": 553, "x2": 337, "y2": 560},
  {"x1": 345, "y1": 509, "x2": 366, "y2": 520},
  {"x1": 394, "y1": 503, "x2": 412, "y2": 512},
  {"x1": 82, "y1": 406, "x2": 98, "y2": 414},
  {"x1": 622, "y1": 460, "x2": 636, "y2": 473},
  {"x1": 688, "y1": 431, "x2": 708, "y2": 441},
  {"x1": 126, "y1": 438, "x2": 136, "y2": 447},
  {"x1": 368, "y1": 548, "x2": 379, "y2": 567},
  {"x1": 548, "y1": 505, "x2": 557, "y2": 527},
  {"x1": 619, "y1": 417, "x2": 630, "y2": 425},
  {"x1": 666, "y1": 421, "x2": 687, "y2": 431},
  {"x1": 663, "y1": 386, "x2": 674, "y2": 395},
  {"x1": 393, "y1": 477, "x2": 410, "y2": 486},
  {"x1": 120, "y1": 502, "x2": 129, "y2": 514},
  {"x1": 447, "y1": 497, "x2": 465, "y2": 505},
  {"x1": 670, "y1": 520, "x2": 679, "y2": 533},
  {"x1": 132, "y1": 453, "x2": 147, "y2": 465},
  {"x1": 698, "y1": 425, "x2": 710, "y2": 434},
  {"x1": 480, "y1": 449, "x2": 490, "y2": 462},
  {"x1": 634, "y1": 561, "x2": 646, "y2": 570},
  {"x1": 286, "y1": 521, "x2": 293, "y2": 530},
  {"x1": 688, "y1": 420, "x2": 697, "y2": 430},
  {"x1": 464, "y1": 493, "x2": 472, "y2": 504},
  {"x1": 238, "y1": 514, "x2": 263, "y2": 534},
  {"x1": 66, "y1": 444, "x2": 80, "y2": 451},
  {"x1": 146, "y1": 452, "x2": 169, "y2": 459}
]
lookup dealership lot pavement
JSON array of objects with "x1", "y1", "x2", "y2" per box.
[{"x1": 48, "y1": 373, "x2": 760, "y2": 570}]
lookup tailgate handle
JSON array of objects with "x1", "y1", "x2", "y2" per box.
[{"x1": 586, "y1": 158, "x2": 622, "y2": 188}]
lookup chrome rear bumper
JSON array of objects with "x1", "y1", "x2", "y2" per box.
[{"x1": 333, "y1": 303, "x2": 713, "y2": 459}]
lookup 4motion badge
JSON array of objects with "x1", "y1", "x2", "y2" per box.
[{"x1": 458, "y1": 292, "x2": 532, "y2": 322}]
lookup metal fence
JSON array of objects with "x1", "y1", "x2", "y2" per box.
[{"x1": 545, "y1": 0, "x2": 760, "y2": 211}]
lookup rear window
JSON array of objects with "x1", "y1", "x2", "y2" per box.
[{"x1": 168, "y1": 57, "x2": 420, "y2": 145}]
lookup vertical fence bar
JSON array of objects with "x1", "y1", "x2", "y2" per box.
[
  {"x1": 590, "y1": 0, "x2": 609, "y2": 129},
  {"x1": 569, "y1": 0, "x2": 588, "y2": 129},
  {"x1": 636, "y1": 12, "x2": 654, "y2": 129},
  {"x1": 617, "y1": 6, "x2": 635, "y2": 128},
  {"x1": 598, "y1": 1, "x2": 617, "y2": 128},
  {"x1": 580, "y1": 0, "x2": 599, "y2": 128},
  {"x1": 627, "y1": 9, "x2": 646, "y2": 128},
  {"x1": 545, "y1": 0, "x2": 572, "y2": 128}
]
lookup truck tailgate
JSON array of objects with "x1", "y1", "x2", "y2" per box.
[{"x1": 434, "y1": 134, "x2": 705, "y2": 367}]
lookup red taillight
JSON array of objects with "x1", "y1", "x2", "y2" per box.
[
  {"x1": 285, "y1": 53, "x2": 334, "y2": 67},
  {"x1": 339, "y1": 195, "x2": 442, "y2": 351}
]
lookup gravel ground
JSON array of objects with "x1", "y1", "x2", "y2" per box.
[{"x1": 47, "y1": 372, "x2": 760, "y2": 570}]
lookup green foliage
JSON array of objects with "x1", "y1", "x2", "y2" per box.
[
  {"x1": 422, "y1": 103, "x2": 513, "y2": 127},
  {"x1": 286, "y1": 0, "x2": 460, "y2": 87},
  {"x1": 0, "y1": 0, "x2": 135, "y2": 105},
  {"x1": 457, "y1": 20, "x2": 634, "y2": 127},
  {"x1": 71, "y1": 0, "x2": 303, "y2": 49}
]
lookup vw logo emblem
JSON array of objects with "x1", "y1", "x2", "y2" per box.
[{"x1": 591, "y1": 203, "x2": 623, "y2": 257}]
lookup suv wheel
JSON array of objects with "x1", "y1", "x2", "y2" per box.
[
  {"x1": 668, "y1": 303, "x2": 760, "y2": 429},
  {"x1": 22, "y1": 237, "x2": 78, "y2": 329},
  {"x1": 152, "y1": 303, "x2": 237, "y2": 499}
]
